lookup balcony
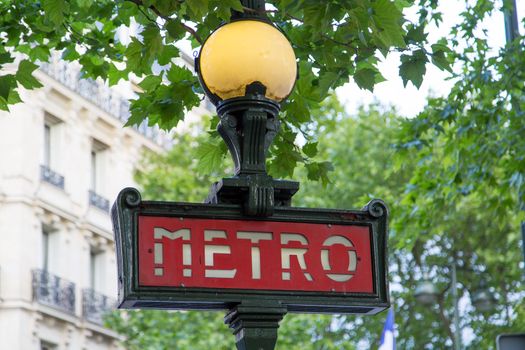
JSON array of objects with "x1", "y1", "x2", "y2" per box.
[
  {"x1": 89, "y1": 190, "x2": 110, "y2": 212},
  {"x1": 32, "y1": 269, "x2": 75, "y2": 315},
  {"x1": 82, "y1": 288, "x2": 116, "y2": 325},
  {"x1": 40, "y1": 165, "x2": 65, "y2": 189},
  {"x1": 39, "y1": 52, "x2": 173, "y2": 148}
]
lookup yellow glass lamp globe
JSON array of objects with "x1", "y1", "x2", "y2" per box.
[{"x1": 199, "y1": 20, "x2": 297, "y2": 102}]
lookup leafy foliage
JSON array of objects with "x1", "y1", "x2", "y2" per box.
[
  {"x1": 0, "y1": 0, "x2": 447, "y2": 176},
  {"x1": 109, "y1": 83, "x2": 524, "y2": 348},
  {"x1": 389, "y1": 1, "x2": 525, "y2": 348}
]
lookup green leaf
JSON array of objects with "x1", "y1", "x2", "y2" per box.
[
  {"x1": 29, "y1": 46, "x2": 50, "y2": 62},
  {"x1": 76, "y1": 0, "x2": 93, "y2": 8},
  {"x1": 305, "y1": 161, "x2": 334, "y2": 186},
  {"x1": 124, "y1": 109, "x2": 147, "y2": 127},
  {"x1": 371, "y1": 0, "x2": 406, "y2": 48},
  {"x1": 431, "y1": 44, "x2": 452, "y2": 72},
  {"x1": 167, "y1": 64, "x2": 193, "y2": 83},
  {"x1": 0, "y1": 99, "x2": 7, "y2": 112},
  {"x1": 157, "y1": 45, "x2": 179, "y2": 65},
  {"x1": 268, "y1": 143, "x2": 303, "y2": 179},
  {"x1": 0, "y1": 74, "x2": 19, "y2": 111},
  {"x1": 302, "y1": 142, "x2": 318, "y2": 157},
  {"x1": 195, "y1": 140, "x2": 227, "y2": 174},
  {"x1": 165, "y1": 20, "x2": 186, "y2": 40},
  {"x1": 406, "y1": 24, "x2": 427, "y2": 43},
  {"x1": 142, "y1": 26, "x2": 163, "y2": 58},
  {"x1": 186, "y1": 0, "x2": 208, "y2": 18},
  {"x1": 216, "y1": 0, "x2": 243, "y2": 21},
  {"x1": 0, "y1": 75, "x2": 14, "y2": 101},
  {"x1": 7, "y1": 89, "x2": 22, "y2": 104},
  {"x1": 224, "y1": 0, "x2": 243, "y2": 12},
  {"x1": 139, "y1": 75, "x2": 162, "y2": 91},
  {"x1": 0, "y1": 52, "x2": 14, "y2": 65},
  {"x1": 399, "y1": 50, "x2": 427, "y2": 88},
  {"x1": 354, "y1": 68, "x2": 377, "y2": 91},
  {"x1": 125, "y1": 38, "x2": 145, "y2": 72},
  {"x1": 16, "y1": 60, "x2": 43, "y2": 89},
  {"x1": 41, "y1": 0, "x2": 66, "y2": 26}
]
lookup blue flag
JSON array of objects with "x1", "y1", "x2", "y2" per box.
[{"x1": 379, "y1": 308, "x2": 395, "y2": 350}]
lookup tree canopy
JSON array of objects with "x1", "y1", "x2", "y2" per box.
[
  {"x1": 108, "y1": 91, "x2": 524, "y2": 348},
  {"x1": 0, "y1": 0, "x2": 452, "y2": 179}
]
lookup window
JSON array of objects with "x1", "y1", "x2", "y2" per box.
[
  {"x1": 40, "y1": 340, "x2": 57, "y2": 350},
  {"x1": 89, "y1": 248, "x2": 105, "y2": 293},
  {"x1": 41, "y1": 113, "x2": 64, "y2": 189},
  {"x1": 42, "y1": 113, "x2": 62, "y2": 170},
  {"x1": 43, "y1": 124, "x2": 51, "y2": 167},
  {"x1": 42, "y1": 229, "x2": 49, "y2": 271},
  {"x1": 89, "y1": 139, "x2": 110, "y2": 211},
  {"x1": 90, "y1": 139, "x2": 108, "y2": 193},
  {"x1": 90, "y1": 150, "x2": 97, "y2": 192},
  {"x1": 42, "y1": 227, "x2": 58, "y2": 272}
]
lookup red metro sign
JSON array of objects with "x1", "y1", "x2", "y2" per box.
[
  {"x1": 113, "y1": 188, "x2": 389, "y2": 314},
  {"x1": 139, "y1": 217, "x2": 373, "y2": 293}
]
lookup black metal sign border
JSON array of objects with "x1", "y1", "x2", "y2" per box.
[{"x1": 112, "y1": 187, "x2": 390, "y2": 314}]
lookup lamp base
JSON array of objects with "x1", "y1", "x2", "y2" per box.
[{"x1": 205, "y1": 175, "x2": 299, "y2": 216}]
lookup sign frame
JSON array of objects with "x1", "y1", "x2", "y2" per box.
[{"x1": 112, "y1": 187, "x2": 390, "y2": 315}]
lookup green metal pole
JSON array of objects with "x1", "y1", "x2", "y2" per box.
[
  {"x1": 451, "y1": 263, "x2": 461, "y2": 350},
  {"x1": 502, "y1": 0, "x2": 524, "y2": 275},
  {"x1": 222, "y1": 2, "x2": 288, "y2": 349},
  {"x1": 504, "y1": 0, "x2": 520, "y2": 43}
]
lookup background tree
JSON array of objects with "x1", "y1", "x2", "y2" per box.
[
  {"x1": 393, "y1": 1, "x2": 525, "y2": 347},
  {"x1": 107, "y1": 77, "x2": 525, "y2": 348}
]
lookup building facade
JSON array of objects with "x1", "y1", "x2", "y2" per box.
[{"x1": 0, "y1": 55, "x2": 200, "y2": 349}]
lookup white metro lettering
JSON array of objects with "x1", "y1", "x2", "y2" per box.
[
  {"x1": 280, "y1": 233, "x2": 313, "y2": 281},
  {"x1": 151, "y1": 227, "x2": 359, "y2": 283},
  {"x1": 153, "y1": 228, "x2": 192, "y2": 277},
  {"x1": 236, "y1": 231, "x2": 272, "y2": 279},
  {"x1": 204, "y1": 230, "x2": 236, "y2": 278},
  {"x1": 321, "y1": 235, "x2": 357, "y2": 282}
]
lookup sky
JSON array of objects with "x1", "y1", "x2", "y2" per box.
[{"x1": 338, "y1": 0, "x2": 525, "y2": 118}]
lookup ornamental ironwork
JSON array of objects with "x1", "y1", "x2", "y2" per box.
[
  {"x1": 82, "y1": 288, "x2": 116, "y2": 325},
  {"x1": 32, "y1": 269, "x2": 76, "y2": 315},
  {"x1": 40, "y1": 165, "x2": 65, "y2": 189},
  {"x1": 89, "y1": 190, "x2": 110, "y2": 212},
  {"x1": 39, "y1": 52, "x2": 173, "y2": 148}
]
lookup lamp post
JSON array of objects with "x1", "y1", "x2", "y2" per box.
[
  {"x1": 112, "y1": 3, "x2": 390, "y2": 349},
  {"x1": 195, "y1": 1, "x2": 297, "y2": 348},
  {"x1": 414, "y1": 263, "x2": 496, "y2": 350},
  {"x1": 502, "y1": 0, "x2": 525, "y2": 278},
  {"x1": 195, "y1": 0, "x2": 298, "y2": 217}
]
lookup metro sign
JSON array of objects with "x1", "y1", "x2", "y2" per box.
[
  {"x1": 139, "y1": 217, "x2": 373, "y2": 292},
  {"x1": 113, "y1": 188, "x2": 389, "y2": 314}
]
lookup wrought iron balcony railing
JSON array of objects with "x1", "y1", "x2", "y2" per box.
[
  {"x1": 39, "y1": 52, "x2": 174, "y2": 149},
  {"x1": 82, "y1": 288, "x2": 116, "y2": 325},
  {"x1": 32, "y1": 269, "x2": 76, "y2": 315},
  {"x1": 88, "y1": 190, "x2": 110, "y2": 212},
  {"x1": 40, "y1": 165, "x2": 65, "y2": 189}
]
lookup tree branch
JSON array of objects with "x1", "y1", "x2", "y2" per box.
[
  {"x1": 125, "y1": 0, "x2": 203, "y2": 44},
  {"x1": 436, "y1": 294, "x2": 455, "y2": 347}
]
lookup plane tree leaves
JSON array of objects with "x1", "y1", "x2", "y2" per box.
[
  {"x1": 113, "y1": 90, "x2": 525, "y2": 348},
  {"x1": 399, "y1": 49, "x2": 428, "y2": 88},
  {"x1": 0, "y1": 0, "x2": 449, "y2": 178},
  {"x1": 15, "y1": 60, "x2": 44, "y2": 89},
  {"x1": 393, "y1": 3, "x2": 525, "y2": 347}
]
